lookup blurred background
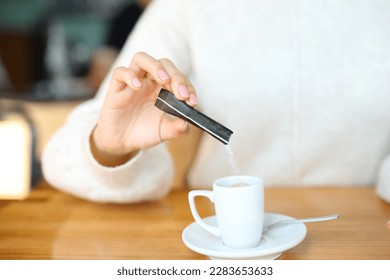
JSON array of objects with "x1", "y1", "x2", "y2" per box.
[
  {"x1": 0, "y1": 0, "x2": 143, "y2": 96},
  {"x1": 0, "y1": 0, "x2": 145, "y2": 197}
]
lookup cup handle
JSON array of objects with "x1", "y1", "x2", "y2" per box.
[{"x1": 188, "y1": 190, "x2": 220, "y2": 237}]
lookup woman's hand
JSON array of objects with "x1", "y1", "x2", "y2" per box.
[{"x1": 91, "y1": 52, "x2": 198, "y2": 166}]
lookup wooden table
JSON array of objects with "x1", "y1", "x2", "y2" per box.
[{"x1": 0, "y1": 180, "x2": 389, "y2": 260}]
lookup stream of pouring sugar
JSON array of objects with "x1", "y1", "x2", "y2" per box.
[{"x1": 225, "y1": 144, "x2": 240, "y2": 176}]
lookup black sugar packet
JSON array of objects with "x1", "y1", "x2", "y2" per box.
[{"x1": 154, "y1": 89, "x2": 233, "y2": 144}]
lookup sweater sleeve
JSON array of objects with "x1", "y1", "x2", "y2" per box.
[
  {"x1": 376, "y1": 154, "x2": 390, "y2": 204},
  {"x1": 42, "y1": 99, "x2": 174, "y2": 203}
]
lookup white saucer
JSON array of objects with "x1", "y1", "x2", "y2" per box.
[{"x1": 182, "y1": 213, "x2": 307, "y2": 260}]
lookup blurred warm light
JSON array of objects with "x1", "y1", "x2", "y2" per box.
[{"x1": 0, "y1": 117, "x2": 31, "y2": 199}]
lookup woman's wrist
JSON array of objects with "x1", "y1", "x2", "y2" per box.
[{"x1": 90, "y1": 127, "x2": 139, "y2": 167}]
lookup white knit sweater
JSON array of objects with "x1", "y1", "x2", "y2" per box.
[{"x1": 42, "y1": 0, "x2": 390, "y2": 203}]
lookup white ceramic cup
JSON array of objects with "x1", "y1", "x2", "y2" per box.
[{"x1": 188, "y1": 175, "x2": 264, "y2": 249}]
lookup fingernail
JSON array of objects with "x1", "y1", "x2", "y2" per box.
[
  {"x1": 189, "y1": 94, "x2": 198, "y2": 105},
  {"x1": 179, "y1": 85, "x2": 189, "y2": 98},
  {"x1": 132, "y1": 77, "x2": 142, "y2": 88},
  {"x1": 158, "y1": 69, "x2": 170, "y2": 81}
]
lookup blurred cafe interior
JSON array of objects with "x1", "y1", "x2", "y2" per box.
[{"x1": 0, "y1": 0, "x2": 135, "y2": 199}]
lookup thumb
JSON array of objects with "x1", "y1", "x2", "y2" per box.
[{"x1": 160, "y1": 117, "x2": 189, "y2": 141}]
